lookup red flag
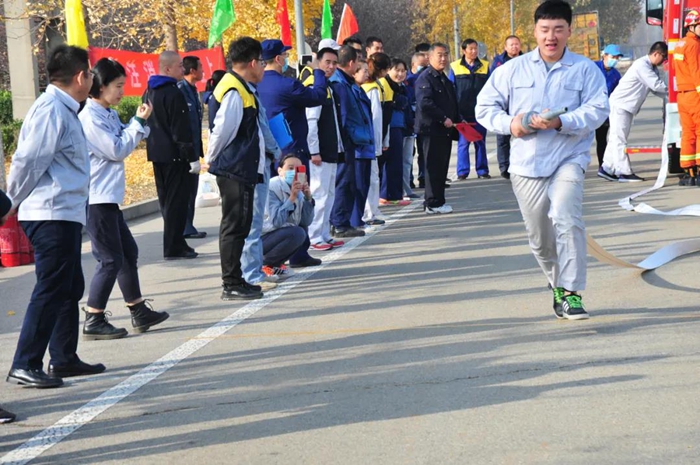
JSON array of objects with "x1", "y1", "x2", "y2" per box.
[
  {"x1": 277, "y1": 0, "x2": 292, "y2": 47},
  {"x1": 335, "y1": 4, "x2": 359, "y2": 45},
  {"x1": 455, "y1": 123, "x2": 484, "y2": 142}
]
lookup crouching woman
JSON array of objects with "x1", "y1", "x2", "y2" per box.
[{"x1": 261, "y1": 155, "x2": 320, "y2": 277}]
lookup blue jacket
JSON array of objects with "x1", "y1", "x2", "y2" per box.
[
  {"x1": 595, "y1": 60, "x2": 622, "y2": 96},
  {"x1": 257, "y1": 69, "x2": 328, "y2": 158},
  {"x1": 329, "y1": 68, "x2": 375, "y2": 159},
  {"x1": 489, "y1": 51, "x2": 522, "y2": 73},
  {"x1": 202, "y1": 91, "x2": 219, "y2": 131},
  {"x1": 177, "y1": 80, "x2": 203, "y2": 158}
]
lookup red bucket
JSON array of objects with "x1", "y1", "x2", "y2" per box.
[{"x1": 0, "y1": 214, "x2": 22, "y2": 267}]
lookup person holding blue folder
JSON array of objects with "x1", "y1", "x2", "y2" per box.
[
  {"x1": 257, "y1": 39, "x2": 328, "y2": 174},
  {"x1": 257, "y1": 39, "x2": 328, "y2": 266}
]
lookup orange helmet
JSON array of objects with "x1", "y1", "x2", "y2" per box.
[{"x1": 685, "y1": 10, "x2": 700, "y2": 28}]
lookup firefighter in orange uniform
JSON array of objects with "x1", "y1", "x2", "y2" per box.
[{"x1": 674, "y1": 10, "x2": 700, "y2": 185}]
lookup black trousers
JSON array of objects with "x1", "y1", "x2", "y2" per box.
[
  {"x1": 416, "y1": 135, "x2": 426, "y2": 181},
  {"x1": 496, "y1": 134, "x2": 511, "y2": 175},
  {"x1": 86, "y1": 204, "x2": 142, "y2": 310},
  {"x1": 423, "y1": 136, "x2": 453, "y2": 208},
  {"x1": 14, "y1": 221, "x2": 84, "y2": 370},
  {"x1": 595, "y1": 118, "x2": 610, "y2": 166},
  {"x1": 262, "y1": 226, "x2": 307, "y2": 267},
  {"x1": 183, "y1": 172, "x2": 200, "y2": 236},
  {"x1": 217, "y1": 176, "x2": 255, "y2": 287},
  {"x1": 153, "y1": 161, "x2": 191, "y2": 257}
]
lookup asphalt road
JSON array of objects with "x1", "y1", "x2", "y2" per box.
[{"x1": 1, "y1": 98, "x2": 698, "y2": 464}]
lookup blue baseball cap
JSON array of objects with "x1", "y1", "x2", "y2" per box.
[
  {"x1": 261, "y1": 40, "x2": 292, "y2": 61},
  {"x1": 603, "y1": 44, "x2": 622, "y2": 57}
]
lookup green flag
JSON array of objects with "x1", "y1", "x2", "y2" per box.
[
  {"x1": 209, "y1": 0, "x2": 236, "y2": 48},
  {"x1": 321, "y1": 0, "x2": 332, "y2": 40}
]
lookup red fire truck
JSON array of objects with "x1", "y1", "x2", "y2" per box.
[{"x1": 646, "y1": 0, "x2": 700, "y2": 173}]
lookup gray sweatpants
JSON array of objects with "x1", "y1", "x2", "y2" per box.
[
  {"x1": 601, "y1": 104, "x2": 635, "y2": 176},
  {"x1": 511, "y1": 163, "x2": 587, "y2": 291}
]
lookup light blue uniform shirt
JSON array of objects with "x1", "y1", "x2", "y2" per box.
[
  {"x1": 476, "y1": 49, "x2": 610, "y2": 178},
  {"x1": 7, "y1": 85, "x2": 91, "y2": 225},
  {"x1": 80, "y1": 98, "x2": 150, "y2": 205}
]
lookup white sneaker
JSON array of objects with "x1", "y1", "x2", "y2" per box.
[
  {"x1": 263, "y1": 274, "x2": 279, "y2": 283},
  {"x1": 252, "y1": 281, "x2": 277, "y2": 291},
  {"x1": 425, "y1": 204, "x2": 453, "y2": 215}
]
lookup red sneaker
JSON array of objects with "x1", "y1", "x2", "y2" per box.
[
  {"x1": 328, "y1": 239, "x2": 345, "y2": 248},
  {"x1": 310, "y1": 242, "x2": 333, "y2": 251}
]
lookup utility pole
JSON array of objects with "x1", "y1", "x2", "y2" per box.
[
  {"x1": 294, "y1": 0, "x2": 305, "y2": 61},
  {"x1": 510, "y1": 0, "x2": 515, "y2": 35},
  {"x1": 453, "y1": 3, "x2": 460, "y2": 59},
  {"x1": 4, "y1": 0, "x2": 40, "y2": 119}
]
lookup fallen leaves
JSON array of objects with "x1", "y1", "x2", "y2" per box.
[{"x1": 123, "y1": 148, "x2": 156, "y2": 206}]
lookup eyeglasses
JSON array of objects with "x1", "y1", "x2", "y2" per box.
[{"x1": 256, "y1": 57, "x2": 267, "y2": 67}]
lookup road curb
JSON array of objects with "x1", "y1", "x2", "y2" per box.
[{"x1": 121, "y1": 198, "x2": 160, "y2": 222}]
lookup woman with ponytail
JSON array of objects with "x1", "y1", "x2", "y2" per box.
[{"x1": 79, "y1": 58, "x2": 170, "y2": 340}]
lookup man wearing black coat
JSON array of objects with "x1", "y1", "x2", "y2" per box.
[
  {"x1": 415, "y1": 43, "x2": 460, "y2": 215},
  {"x1": 178, "y1": 55, "x2": 207, "y2": 240},
  {"x1": 144, "y1": 51, "x2": 198, "y2": 260}
]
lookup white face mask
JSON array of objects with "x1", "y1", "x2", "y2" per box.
[{"x1": 606, "y1": 59, "x2": 618, "y2": 69}]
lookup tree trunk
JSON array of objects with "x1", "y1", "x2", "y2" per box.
[
  {"x1": 0, "y1": 130, "x2": 6, "y2": 191},
  {"x1": 163, "y1": 4, "x2": 178, "y2": 51}
]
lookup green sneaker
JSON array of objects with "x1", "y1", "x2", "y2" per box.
[
  {"x1": 561, "y1": 293, "x2": 589, "y2": 320},
  {"x1": 550, "y1": 285, "x2": 565, "y2": 319}
]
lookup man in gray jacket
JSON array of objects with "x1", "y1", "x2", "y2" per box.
[
  {"x1": 5, "y1": 45, "x2": 106, "y2": 388},
  {"x1": 598, "y1": 42, "x2": 668, "y2": 182}
]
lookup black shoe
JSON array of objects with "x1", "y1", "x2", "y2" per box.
[
  {"x1": 0, "y1": 406, "x2": 16, "y2": 424},
  {"x1": 164, "y1": 250, "x2": 198, "y2": 260},
  {"x1": 184, "y1": 231, "x2": 207, "y2": 239},
  {"x1": 410, "y1": 181, "x2": 416, "y2": 189},
  {"x1": 6, "y1": 368, "x2": 63, "y2": 388},
  {"x1": 549, "y1": 284, "x2": 565, "y2": 319},
  {"x1": 501, "y1": 172, "x2": 511, "y2": 180},
  {"x1": 221, "y1": 283, "x2": 263, "y2": 301},
  {"x1": 456, "y1": 175, "x2": 468, "y2": 181},
  {"x1": 561, "y1": 294, "x2": 590, "y2": 321},
  {"x1": 82, "y1": 309, "x2": 128, "y2": 341},
  {"x1": 444, "y1": 183, "x2": 451, "y2": 188},
  {"x1": 478, "y1": 174, "x2": 491, "y2": 179},
  {"x1": 128, "y1": 300, "x2": 170, "y2": 334},
  {"x1": 290, "y1": 257, "x2": 322, "y2": 268},
  {"x1": 48, "y1": 359, "x2": 106, "y2": 378},
  {"x1": 405, "y1": 193, "x2": 421, "y2": 199},
  {"x1": 333, "y1": 227, "x2": 365, "y2": 238},
  {"x1": 365, "y1": 219, "x2": 386, "y2": 225},
  {"x1": 679, "y1": 173, "x2": 697, "y2": 186},
  {"x1": 418, "y1": 179, "x2": 425, "y2": 189},
  {"x1": 618, "y1": 173, "x2": 645, "y2": 182},
  {"x1": 597, "y1": 167, "x2": 618, "y2": 181}
]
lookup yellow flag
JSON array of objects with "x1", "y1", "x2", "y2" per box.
[{"x1": 65, "y1": 0, "x2": 89, "y2": 49}]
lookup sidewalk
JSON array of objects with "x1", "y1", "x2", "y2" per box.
[{"x1": 1, "y1": 99, "x2": 698, "y2": 464}]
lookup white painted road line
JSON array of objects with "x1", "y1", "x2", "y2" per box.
[{"x1": 0, "y1": 201, "x2": 422, "y2": 465}]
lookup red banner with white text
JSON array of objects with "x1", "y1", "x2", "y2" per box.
[{"x1": 88, "y1": 47, "x2": 226, "y2": 95}]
